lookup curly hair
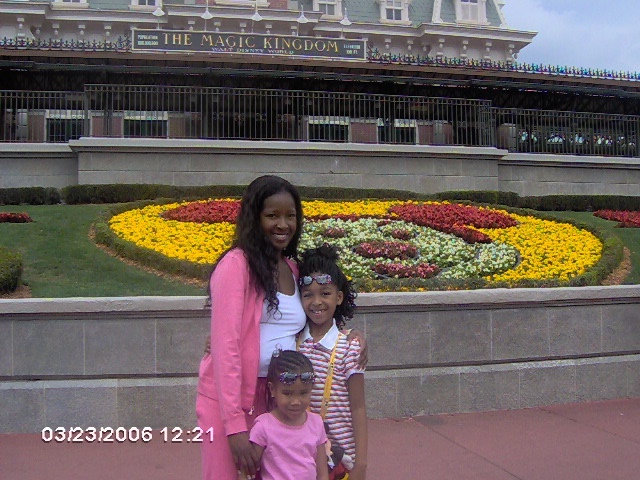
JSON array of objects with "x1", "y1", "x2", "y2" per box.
[
  {"x1": 208, "y1": 175, "x2": 303, "y2": 313},
  {"x1": 298, "y1": 244, "x2": 357, "y2": 329}
]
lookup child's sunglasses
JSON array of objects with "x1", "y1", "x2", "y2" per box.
[
  {"x1": 299, "y1": 274, "x2": 333, "y2": 287},
  {"x1": 279, "y1": 372, "x2": 316, "y2": 384}
]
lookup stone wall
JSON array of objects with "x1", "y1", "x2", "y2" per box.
[
  {"x1": 0, "y1": 144, "x2": 77, "y2": 189},
  {"x1": 1, "y1": 286, "x2": 639, "y2": 433},
  {"x1": 2, "y1": 140, "x2": 639, "y2": 196}
]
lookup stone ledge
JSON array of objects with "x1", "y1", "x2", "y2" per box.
[
  {"x1": 69, "y1": 138, "x2": 507, "y2": 159},
  {"x1": 502, "y1": 153, "x2": 640, "y2": 169},
  {"x1": 0, "y1": 143, "x2": 73, "y2": 157},
  {"x1": 3, "y1": 286, "x2": 639, "y2": 316}
]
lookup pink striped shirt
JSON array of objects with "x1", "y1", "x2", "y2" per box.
[{"x1": 298, "y1": 320, "x2": 364, "y2": 460}]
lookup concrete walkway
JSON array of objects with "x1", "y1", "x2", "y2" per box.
[{"x1": 1, "y1": 398, "x2": 639, "y2": 480}]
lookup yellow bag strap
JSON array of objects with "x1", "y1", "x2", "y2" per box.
[
  {"x1": 297, "y1": 329, "x2": 351, "y2": 420},
  {"x1": 319, "y1": 334, "x2": 343, "y2": 420}
]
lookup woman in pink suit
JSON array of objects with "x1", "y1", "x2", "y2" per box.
[
  {"x1": 197, "y1": 175, "x2": 367, "y2": 479},
  {"x1": 197, "y1": 175, "x2": 305, "y2": 479}
]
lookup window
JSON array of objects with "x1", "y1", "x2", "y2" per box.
[
  {"x1": 456, "y1": 0, "x2": 486, "y2": 23},
  {"x1": 385, "y1": 0, "x2": 403, "y2": 21},
  {"x1": 377, "y1": 119, "x2": 416, "y2": 144},
  {"x1": 124, "y1": 111, "x2": 168, "y2": 138},
  {"x1": 461, "y1": 0, "x2": 479, "y2": 21},
  {"x1": 137, "y1": 0, "x2": 156, "y2": 5},
  {"x1": 317, "y1": 0, "x2": 337, "y2": 16},
  {"x1": 308, "y1": 116, "x2": 349, "y2": 142},
  {"x1": 45, "y1": 110, "x2": 84, "y2": 143},
  {"x1": 51, "y1": 0, "x2": 88, "y2": 8},
  {"x1": 47, "y1": 119, "x2": 83, "y2": 142},
  {"x1": 379, "y1": 0, "x2": 410, "y2": 24}
]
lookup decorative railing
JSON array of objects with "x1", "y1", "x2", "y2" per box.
[
  {"x1": 2, "y1": 35, "x2": 639, "y2": 83},
  {"x1": 1, "y1": 86, "x2": 639, "y2": 158},
  {"x1": 494, "y1": 108, "x2": 639, "y2": 157}
]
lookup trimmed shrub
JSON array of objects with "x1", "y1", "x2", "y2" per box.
[
  {"x1": 63, "y1": 183, "x2": 437, "y2": 204},
  {"x1": 0, "y1": 246, "x2": 23, "y2": 293},
  {"x1": 436, "y1": 191, "x2": 640, "y2": 212},
  {"x1": 0, "y1": 187, "x2": 60, "y2": 205}
]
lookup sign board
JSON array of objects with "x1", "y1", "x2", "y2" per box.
[{"x1": 132, "y1": 29, "x2": 366, "y2": 61}]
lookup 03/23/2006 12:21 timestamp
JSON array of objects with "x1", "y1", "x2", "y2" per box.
[{"x1": 41, "y1": 426, "x2": 214, "y2": 443}]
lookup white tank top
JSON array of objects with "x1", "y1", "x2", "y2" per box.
[{"x1": 258, "y1": 279, "x2": 307, "y2": 377}]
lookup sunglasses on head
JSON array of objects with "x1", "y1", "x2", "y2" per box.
[
  {"x1": 299, "y1": 274, "x2": 333, "y2": 287},
  {"x1": 279, "y1": 371, "x2": 316, "y2": 385}
]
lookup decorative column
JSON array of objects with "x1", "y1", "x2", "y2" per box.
[
  {"x1": 484, "y1": 40, "x2": 492, "y2": 60},
  {"x1": 436, "y1": 37, "x2": 444, "y2": 60}
]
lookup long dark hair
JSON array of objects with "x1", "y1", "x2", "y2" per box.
[
  {"x1": 298, "y1": 244, "x2": 357, "y2": 329},
  {"x1": 208, "y1": 175, "x2": 303, "y2": 313}
]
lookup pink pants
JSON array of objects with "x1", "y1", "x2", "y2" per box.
[{"x1": 197, "y1": 379, "x2": 269, "y2": 480}]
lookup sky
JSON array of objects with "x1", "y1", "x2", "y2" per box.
[{"x1": 502, "y1": 0, "x2": 640, "y2": 73}]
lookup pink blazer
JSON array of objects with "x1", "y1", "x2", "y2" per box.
[{"x1": 197, "y1": 248, "x2": 299, "y2": 436}]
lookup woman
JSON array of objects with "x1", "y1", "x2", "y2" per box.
[{"x1": 197, "y1": 175, "x2": 366, "y2": 479}]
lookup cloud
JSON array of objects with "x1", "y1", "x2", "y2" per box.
[{"x1": 503, "y1": 0, "x2": 640, "y2": 72}]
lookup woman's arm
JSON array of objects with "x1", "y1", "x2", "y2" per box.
[
  {"x1": 316, "y1": 443, "x2": 330, "y2": 480},
  {"x1": 210, "y1": 252, "x2": 260, "y2": 476},
  {"x1": 345, "y1": 329, "x2": 368, "y2": 369},
  {"x1": 348, "y1": 373, "x2": 368, "y2": 480}
]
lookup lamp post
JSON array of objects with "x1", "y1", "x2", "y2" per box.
[
  {"x1": 296, "y1": 5, "x2": 309, "y2": 24},
  {"x1": 201, "y1": 0, "x2": 213, "y2": 31},
  {"x1": 250, "y1": 0, "x2": 262, "y2": 32},
  {"x1": 152, "y1": 6, "x2": 165, "y2": 30},
  {"x1": 339, "y1": 7, "x2": 351, "y2": 38}
]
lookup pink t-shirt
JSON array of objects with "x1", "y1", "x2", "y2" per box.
[{"x1": 250, "y1": 411, "x2": 328, "y2": 480}]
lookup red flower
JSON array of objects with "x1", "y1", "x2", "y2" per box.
[
  {"x1": 594, "y1": 210, "x2": 640, "y2": 228},
  {"x1": 373, "y1": 262, "x2": 440, "y2": 278},
  {"x1": 163, "y1": 201, "x2": 240, "y2": 224},
  {"x1": 355, "y1": 241, "x2": 418, "y2": 260},
  {"x1": 388, "y1": 203, "x2": 516, "y2": 244},
  {"x1": 0, "y1": 212, "x2": 33, "y2": 223}
]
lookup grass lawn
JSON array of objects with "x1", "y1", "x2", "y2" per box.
[
  {"x1": 546, "y1": 211, "x2": 640, "y2": 284},
  {"x1": 0, "y1": 204, "x2": 203, "y2": 298},
  {"x1": 1, "y1": 205, "x2": 638, "y2": 298}
]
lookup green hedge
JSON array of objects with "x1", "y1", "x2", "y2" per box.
[
  {"x1": 0, "y1": 187, "x2": 60, "y2": 205},
  {"x1": 63, "y1": 184, "x2": 434, "y2": 204},
  {"x1": 436, "y1": 190, "x2": 640, "y2": 212},
  {"x1": 1, "y1": 183, "x2": 637, "y2": 211},
  {"x1": 0, "y1": 246, "x2": 23, "y2": 293},
  {"x1": 66, "y1": 185, "x2": 640, "y2": 211}
]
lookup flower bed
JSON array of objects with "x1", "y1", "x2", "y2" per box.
[
  {"x1": 105, "y1": 199, "x2": 605, "y2": 288},
  {"x1": 0, "y1": 212, "x2": 33, "y2": 223},
  {"x1": 594, "y1": 210, "x2": 640, "y2": 228}
]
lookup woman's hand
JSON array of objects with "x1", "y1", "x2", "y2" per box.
[
  {"x1": 228, "y1": 432, "x2": 261, "y2": 477},
  {"x1": 346, "y1": 329, "x2": 368, "y2": 369},
  {"x1": 204, "y1": 334, "x2": 211, "y2": 354}
]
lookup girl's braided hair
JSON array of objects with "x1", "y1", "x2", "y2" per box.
[
  {"x1": 266, "y1": 350, "x2": 314, "y2": 386},
  {"x1": 298, "y1": 244, "x2": 357, "y2": 329}
]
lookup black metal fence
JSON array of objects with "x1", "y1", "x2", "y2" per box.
[
  {"x1": 494, "y1": 108, "x2": 639, "y2": 158},
  {"x1": 1, "y1": 85, "x2": 639, "y2": 157}
]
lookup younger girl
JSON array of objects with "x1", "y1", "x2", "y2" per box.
[
  {"x1": 297, "y1": 245, "x2": 368, "y2": 480},
  {"x1": 250, "y1": 350, "x2": 329, "y2": 480}
]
